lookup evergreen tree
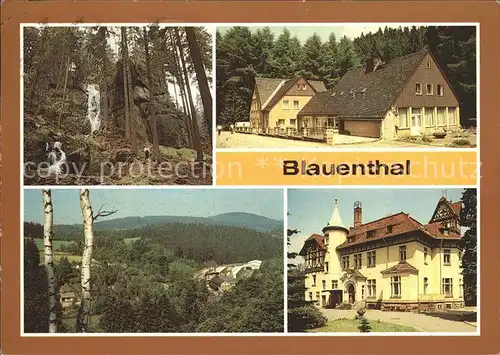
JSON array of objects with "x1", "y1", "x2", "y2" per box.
[
  {"x1": 287, "y1": 216, "x2": 327, "y2": 332},
  {"x1": 459, "y1": 188, "x2": 477, "y2": 306},
  {"x1": 426, "y1": 26, "x2": 476, "y2": 126},
  {"x1": 320, "y1": 33, "x2": 341, "y2": 89},
  {"x1": 298, "y1": 33, "x2": 324, "y2": 80}
]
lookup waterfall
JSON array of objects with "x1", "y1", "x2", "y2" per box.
[
  {"x1": 86, "y1": 84, "x2": 101, "y2": 134},
  {"x1": 47, "y1": 142, "x2": 67, "y2": 175}
]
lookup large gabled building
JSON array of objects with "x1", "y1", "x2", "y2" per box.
[
  {"x1": 297, "y1": 49, "x2": 461, "y2": 139},
  {"x1": 249, "y1": 76, "x2": 327, "y2": 133},
  {"x1": 299, "y1": 196, "x2": 465, "y2": 312}
]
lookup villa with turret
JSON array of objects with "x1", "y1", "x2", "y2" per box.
[{"x1": 299, "y1": 197, "x2": 465, "y2": 312}]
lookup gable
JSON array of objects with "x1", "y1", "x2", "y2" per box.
[
  {"x1": 395, "y1": 52, "x2": 459, "y2": 108},
  {"x1": 283, "y1": 77, "x2": 317, "y2": 97},
  {"x1": 429, "y1": 197, "x2": 460, "y2": 224},
  {"x1": 263, "y1": 77, "x2": 319, "y2": 111}
]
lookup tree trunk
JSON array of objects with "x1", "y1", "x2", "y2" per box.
[
  {"x1": 77, "y1": 189, "x2": 94, "y2": 333},
  {"x1": 27, "y1": 28, "x2": 49, "y2": 111},
  {"x1": 57, "y1": 54, "x2": 71, "y2": 128},
  {"x1": 171, "y1": 75, "x2": 179, "y2": 109},
  {"x1": 121, "y1": 28, "x2": 131, "y2": 140},
  {"x1": 185, "y1": 27, "x2": 213, "y2": 137},
  {"x1": 144, "y1": 27, "x2": 161, "y2": 161},
  {"x1": 99, "y1": 28, "x2": 109, "y2": 130},
  {"x1": 42, "y1": 189, "x2": 57, "y2": 333},
  {"x1": 55, "y1": 51, "x2": 65, "y2": 93},
  {"x1": 126, "y1": 44, "x2": 137, "y2": 155},
  {"x1": 169, "y1": 30, "x2": 193, "y2": 148},
  {"x1": 175, "y1": 29, "x2": 203, "y2": 162}
]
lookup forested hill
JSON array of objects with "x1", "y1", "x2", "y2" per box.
[{"x1": 32, "y1": 212, "x2": 282, "y2": 233}]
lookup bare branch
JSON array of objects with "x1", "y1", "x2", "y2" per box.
[{"x1": 93, "y1": 204, "x2": 118, "y2": 221}]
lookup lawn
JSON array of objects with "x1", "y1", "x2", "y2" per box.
[
  {"x1": 309, "y1": 318, "x2": 417, "y2": 332},
  {"x1": 63, "y1": 314, "x2": 102, "y2": 332},
  {"x1": 26, "y1": 238, "x2": 76, "y2": 250},
  {"x1": 37, "y1": 251, "x2": 82, "y2": 263}
]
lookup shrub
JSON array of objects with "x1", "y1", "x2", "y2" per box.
[
  {"x1": 421, "y1": 135, "x2": 433, "y2": 143},
  {"x1": 451, "y1": 138, "x2": 471, "y2": 147}
]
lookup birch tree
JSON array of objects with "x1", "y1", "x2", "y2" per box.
[
  {"x1": 42, "y1": 189, "x2": 57, "y2": 333},
  {"x1": 77, "y1": 189, "x2": 116, "y2": 332}
]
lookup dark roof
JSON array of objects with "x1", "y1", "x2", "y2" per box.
[
  {"x1": 254, "y1": 77, "x2": 286, "y2": 106},
  {"x1": 298, "y1": 233, "x2": 326, "y2": 256},
  {"x1": 255, "y1": 77, "x2": 327, "y2": 111},
  {"x1": 381, "y1": 261, "x2": 419, "y2": 275},
  {"x1": 310, "y1": 80, "x2": 328, "y2": 93},
  {"x1": 298, "y1": 49, "x2": 429, "y2": 118},
  {"x1": 424, "y1": 221, "x2": 461, "y2": 239},
  {"x1": 337, "y1": 212, "x2": 427, "y2": 249},
  {"x1": 208, "y1": 275, "x2": 224, "y2": 290}
]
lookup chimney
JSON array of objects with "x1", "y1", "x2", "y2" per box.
[
  {"x1": 354, "y1": 201, "x2": 362, "y2": 228},
  {"x1": 365, "y1": 58, "x2": 374, "y2": 73}
]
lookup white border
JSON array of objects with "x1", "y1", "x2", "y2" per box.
[{"x1": 20, "y1": 22, "x2": 480, "y2": 337}]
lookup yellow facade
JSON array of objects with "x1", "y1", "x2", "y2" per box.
[
  {"x1": 303, "y1": 200, "x2": 464, "y2": 311},
  {"x1": 268, "y1": 96, "x2": 314, "y2": 130}
]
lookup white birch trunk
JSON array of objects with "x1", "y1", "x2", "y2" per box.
[
  {"x1": 42, "y1": 189, "x2": 57, "y2": 333},
  {"x1": 77, "y1": 188, "x2": 94, "y2": 332}
]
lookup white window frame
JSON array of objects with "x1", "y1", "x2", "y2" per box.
[
  {"x1": 398, "y1": 107, "x2": 409, "y2": 128},
  {"x1": 293, "y1": 100, "x2": 300, "y2": 110},
  {"x1": 332, "y1": 280, "x2": 338, "y2": 289},
  {"x1": 443, "y1": 249, "x2": 451, "y2": 265},
  {"x1": 442, "y1": 278, "x2": 453, "y2": 297},
  {"x1": 322, "y1": 280, "x2": 326, "y2": 290},
  {"x1": 367, "y1": 250, "x2": 376, "y2": 267},
  {"x1": 282, "y1": 100, "x2": 290, "y2": 109},
  {"x1": 426, "y1": 83, "x2": 433, "y2": 95},
  {"x1": 437, "y1": 107, "x2": 446, "y2": 126},
  {"x1": 449, "y1": 107, "x2": 457, "y2": 125},
  {"x1": 415, "y1": 83, "x2": 422, "y2": 95},
  {"x1": 437, "y1": 84, "x2": 444, "y2": 96},
  {"x1": 391, "y1": 276, "x2": 402, "y2": 298},
  {"x1": 367, "y1": 279, "x2": 376, "y2": 297},
  {"x1": 342, "y1": 255, "x2": 350, "y2": 270},
  {"x1": 425, "y1": 107, "x2": 435, "y2": 127},
  {"x1": 399, "y1": 245, "x2": 407, "y2": 262}
]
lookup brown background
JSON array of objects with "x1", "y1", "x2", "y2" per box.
[{"x1": 2, "y1": 1, "x2": 499, "y2": 354}]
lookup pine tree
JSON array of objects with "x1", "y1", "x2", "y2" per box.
[
  {"x1": 459, "y1": 188, "x2": 477, "y2": 306},
  {"x1": 320, "y1": 33, "x2": 341, "y2": 89}
]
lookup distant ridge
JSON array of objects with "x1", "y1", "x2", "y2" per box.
[{"x1": 52, "y1": 212, "x2": 283, "y2": 233}]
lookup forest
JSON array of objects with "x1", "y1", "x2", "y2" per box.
[
  {"x1": 23, "y1": 25, "x2": 213, "y2": 185},
  {"x1": 216, "y1": 26, "x2": 476, "y2": 127},
  {"x1": 24, "y1": 190, "x2": 284, "y2": 333}
]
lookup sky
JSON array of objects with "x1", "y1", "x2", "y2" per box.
[
  {"x1": 288, "y1": 188, "x2": 466, "y2": 260},
  {"x1": 24, "y1": 189, "x2": 283, "y2": 225},
  {"x1": 216, "y1": 25, "x2": 401, "y2": 43}
]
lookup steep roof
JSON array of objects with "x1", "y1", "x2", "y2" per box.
[
  {"x1": 381, "y1": 261, "x2": 419, "y2": 275},
  {"x1": 254, "y1": 77, "x2": 286, "y2": 106},
  {"x1": 298, "y1": 49, "x2": 429, "y2": 119},
  {"x1": 255, "y1": 76, "x2": 327, "y2": 110}
]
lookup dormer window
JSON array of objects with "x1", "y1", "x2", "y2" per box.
[
  {"x1": 367, "y1": 230, "x2": 376, "y2": 238},
  {"x1": 347, "y1": 236, "x2": 355, "y2": 243},
  {"x1": 387, "y1": 225, "x2": 393, "y2": 233},
  {"x1": 302, "y1": 84, "x2": 307, "y2": 91}
]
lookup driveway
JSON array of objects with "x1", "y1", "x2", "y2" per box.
[
  {"x1": 320, "y1": 309, "x2": 477, "y2": 333},
  {"x1": 216, "y1": 132, "x2": 433, "y2": 149}
]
